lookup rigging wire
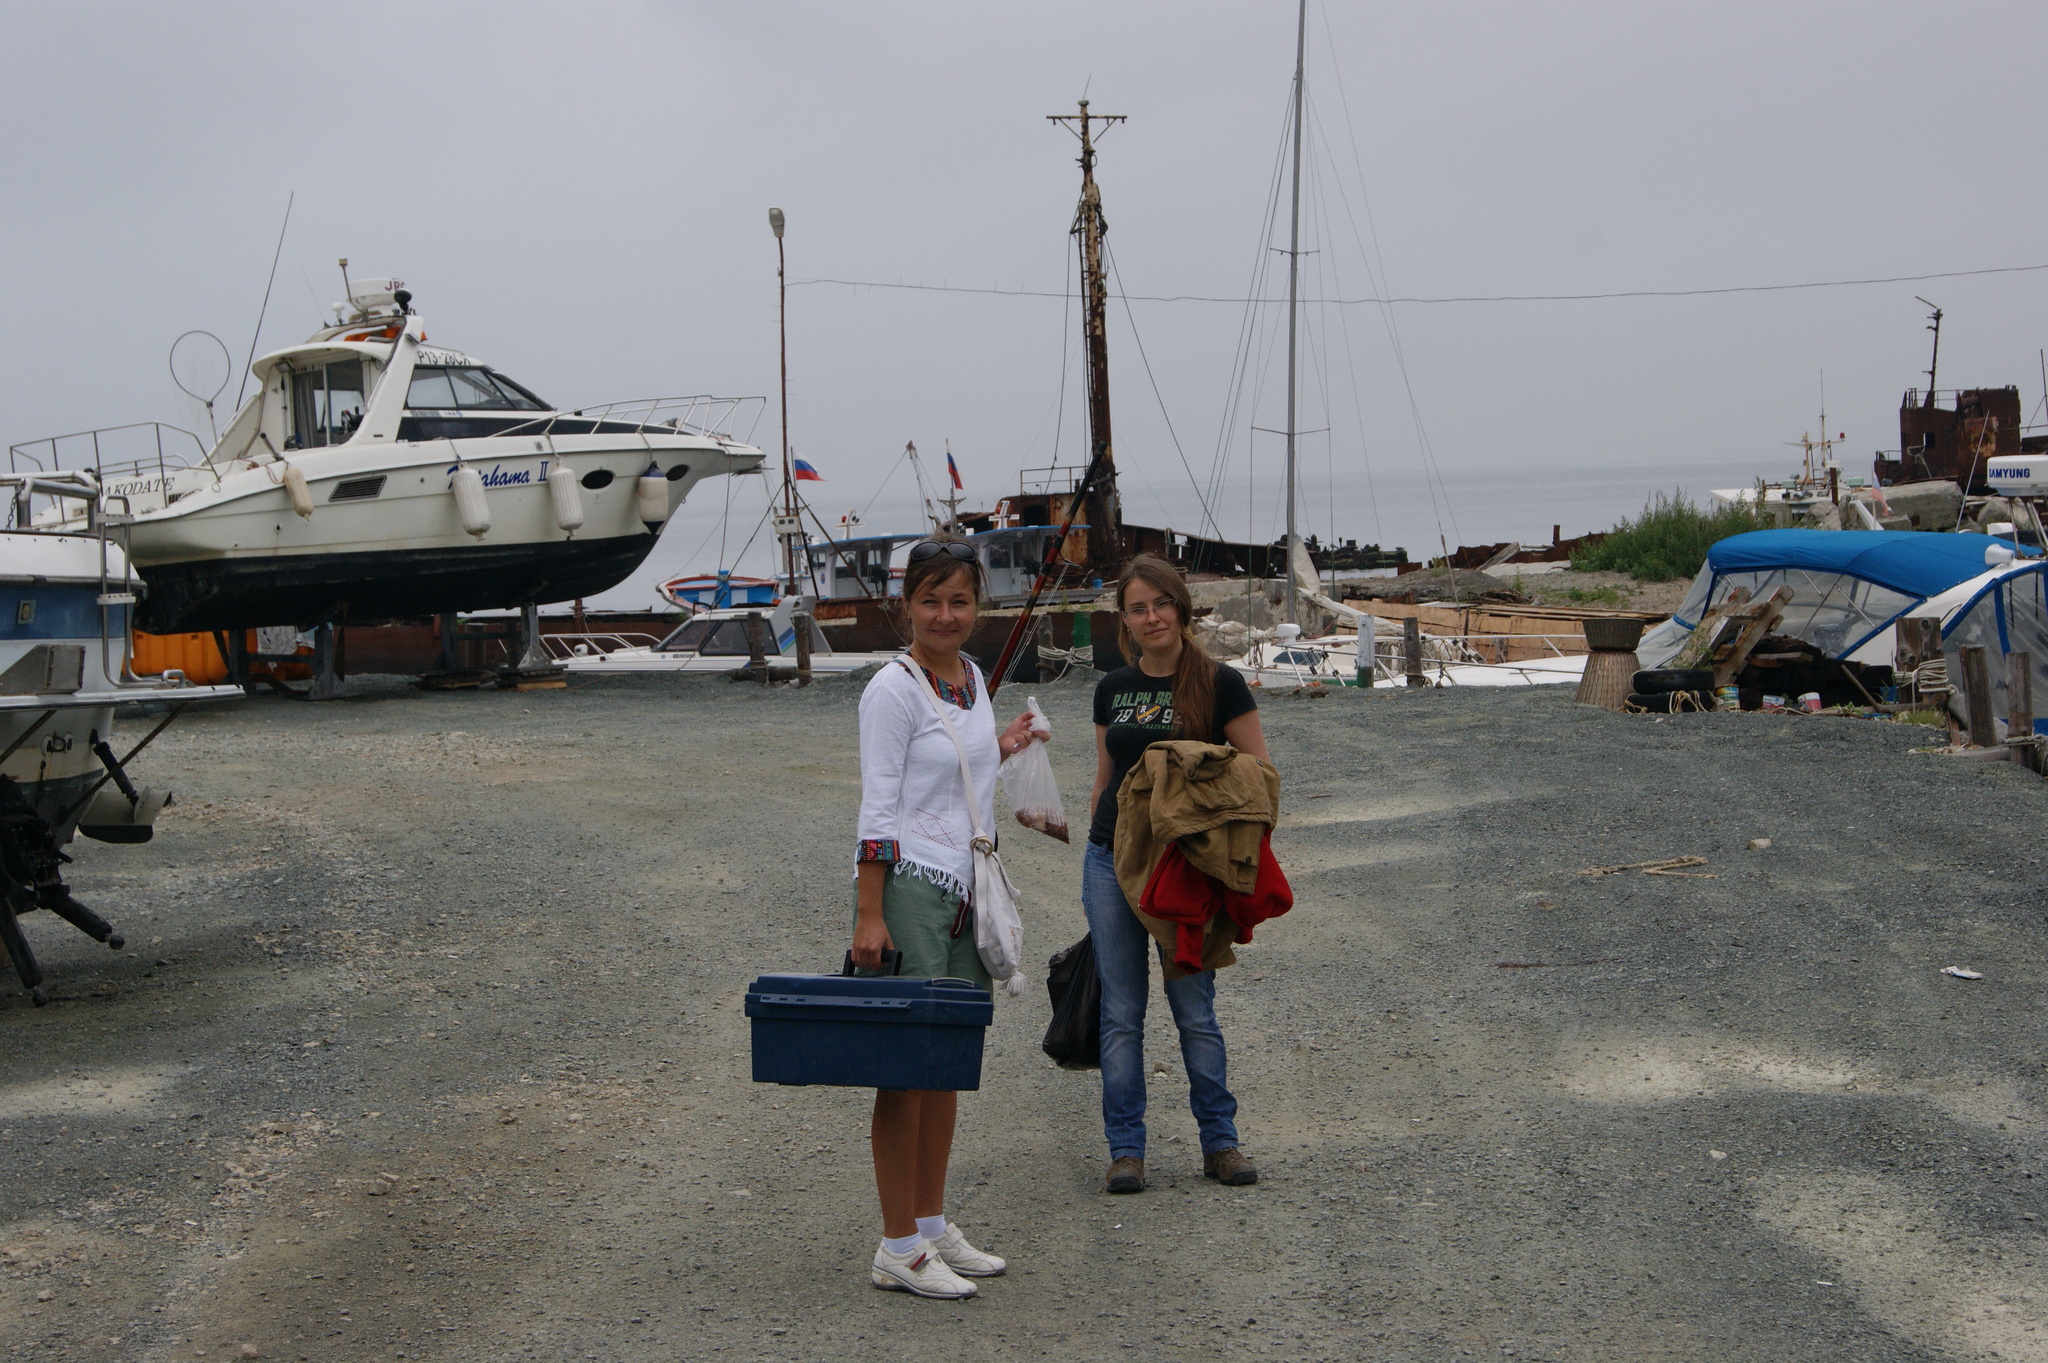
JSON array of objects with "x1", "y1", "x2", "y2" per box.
[
  {"x1": 1050, "y1": 239, "x2": 1075, "y2": 470},
  {"x1": 1103, "y1": 240, "x2": 1224, "y2": 544},
  {"x1": 1016, "y1": 242, "x2": 1078, "y2": 471},
  {"x1": 1201, "y1": 85, "x2": 1297, "y2": 568},
  {"x1": 1308, "y1": 43, "x2": 1462, "y2": 552},
  {"x1": 1307, "y1": 133, "x2": 1384, "y2": 548},
  {"x1": 859, "y1": 444, "x2": 913, "y2": 522}
]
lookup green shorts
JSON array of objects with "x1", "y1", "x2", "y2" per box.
[{"x1": 853, "y1": 870, "x2": 991, "y2": 987}]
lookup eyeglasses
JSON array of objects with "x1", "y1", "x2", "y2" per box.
[
  {"x1": 1122, "y1": 600, "x2": 1177, "y2": 619},
  {"x1": 907, "y1": 540, "x2": 978, "y2": 564}
]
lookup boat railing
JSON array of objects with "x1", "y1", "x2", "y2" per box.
[
  {"x1": 8, "y1": 422, "x2": 209, "y2": 481},
  {"x1": 1015, "y1": 463, "x2": 1088, "y2": 499},
  {"x1": 492, "y1": 396, "x2": 767, "y2": 446},
  {"x1": 538, "y1": 632, "x2": 663, "y2": 661}
]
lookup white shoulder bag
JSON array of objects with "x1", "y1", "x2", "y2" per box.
[{"x1": 896, "y1": 658, "x2": 1028, "y2": 996}]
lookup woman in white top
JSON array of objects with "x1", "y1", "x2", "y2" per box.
[{"x1": 850, "y1": 537, "x2": 1040, "y2": 1299}]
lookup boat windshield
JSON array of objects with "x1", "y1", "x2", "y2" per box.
[
  {"x1": 658, "y1": 617, "x2": 758, "y2": 656},
  {"x1": 289, "y1": 360, "x2": 365, "y2": 448},
  {"x1": 406, "y1": 365, "x2": 549, "y2": 412}
]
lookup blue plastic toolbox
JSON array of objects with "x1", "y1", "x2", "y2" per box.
[{"x1": 745, "y1": 973, "x2": 995, "y2": 1090}]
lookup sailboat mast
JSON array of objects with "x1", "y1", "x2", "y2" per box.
[
  {"x1": 770, "y1": 206, "x2": 797, "y2": 595},
  {"x1": 1283, "y1": 0, "x2": 1306, "y2": 625}
]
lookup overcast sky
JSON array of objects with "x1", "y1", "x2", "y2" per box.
[{"x1": 4, "y1": 1, "x2": 2045, "y2": 605}]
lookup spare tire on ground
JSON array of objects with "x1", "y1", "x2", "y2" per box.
[
  {"x1": 1633, "y1": 668, "x2": 1716, "y2": 694},
  {"x1": 1628, "y1": 690, "x2": 1715, "y2": 714}
]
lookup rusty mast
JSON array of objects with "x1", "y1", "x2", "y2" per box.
[{"x1": 1048, "y1": 99, "x2": 1125, "y2": 568}]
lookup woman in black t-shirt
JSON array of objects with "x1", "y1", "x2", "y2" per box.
[{"x1": 1085, "y1": 553, "x2": 1271, "y2": 1194}]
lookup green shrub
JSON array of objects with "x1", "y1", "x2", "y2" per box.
[
  {"x1": 1570, "y1": 491, "x2": 1764, "y2": 582},
  {"x1": 1557, "y1": 585, "x2": 1632, "y2": 607}
]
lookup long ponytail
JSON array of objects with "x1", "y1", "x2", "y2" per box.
[{"x1": 1115, "y1": 553, "x2": 1216, "y2": 741}]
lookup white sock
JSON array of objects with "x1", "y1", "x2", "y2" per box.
[
  {"x1": 915, "y1": 1215, "x2": 949, "y2": 1243},
  {"x1": 882, "y1": 1232, "x2": 922, "y2": 1257}
]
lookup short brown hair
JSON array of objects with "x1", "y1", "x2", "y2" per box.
[{"x1": 900, "y1": 535, "x2": 983, "y2": 603}]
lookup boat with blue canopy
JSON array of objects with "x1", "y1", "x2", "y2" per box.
[{"x1": 1636, "y1": 530, "x2": 2040, "y2": 670}]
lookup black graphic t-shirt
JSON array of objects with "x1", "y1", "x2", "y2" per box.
[{"x1": 1088, "y1": 660, "x2": 1257, "y2": 848}]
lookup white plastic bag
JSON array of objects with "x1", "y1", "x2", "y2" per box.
[
  {"x1": 999, "y1": 697, "x2": 1067, "y2": 842},
  {"x1": 970, "y1": 839, "x2": 1028, "y2": 996}
]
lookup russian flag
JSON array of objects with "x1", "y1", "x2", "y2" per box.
[
  {"x1": 793, "y1": 458, "x2": 823, "y2": 482},
  {"x1": 946, "y1": 451, "x2": 963, "y2": 490}
]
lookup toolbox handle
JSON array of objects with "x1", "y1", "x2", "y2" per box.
[{"x1": 754, "y1": 994, "x2": 914, "y2": 1010}]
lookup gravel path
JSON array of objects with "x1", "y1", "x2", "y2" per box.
[{"x1": 1, "y1": 671, "x2": 2043, "y2": 1361}]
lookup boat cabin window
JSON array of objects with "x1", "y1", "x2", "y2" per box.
[
  {"x1": 406, "y1": 365, "x2": 549, "y2": 412},
  {"x1": 659, "y1": 617, "x2": 758, "y2": 656},
  {"x1": 288, "y1": 360, "x2": 365, "y2": 448}
]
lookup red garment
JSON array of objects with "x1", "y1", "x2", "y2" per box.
[{"x1": 1138, "y1": 831, "x2": 1293, "y2": 974}]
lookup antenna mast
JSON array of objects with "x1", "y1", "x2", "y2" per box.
[
  {"x1": 1048, "y1": 99, "x2": 1125, "y2": 566},
  {"x1": 1916, "y1": 296, "x2": 1943, "y2": 407}
]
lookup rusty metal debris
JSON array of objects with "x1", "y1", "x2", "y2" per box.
[{"x1": 1579, "y1": 855, "x2": 1713, "y2": 878}]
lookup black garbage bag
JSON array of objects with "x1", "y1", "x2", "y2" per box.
[{"x1": 1041, "y1": 932, "x2": 1101, "y2": 1070}]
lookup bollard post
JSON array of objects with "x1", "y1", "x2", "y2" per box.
[
  {"x1": 1355, "y1": 615, "x2": 1375, "y2": 687},
  {"x1": 794, "y1": 595, "x2": 814, "y2": 688},
  {"x1": 746, "y1": 610, "x2": 769, "y2": 684},
  {"x1": 1958, "y1": 644, "x2": 1995, "y2": 747},
  {"x1": 1403, "y1": 616, "x2": 1425, "y2": 688},
  {"x1": 2007, "y1": 651, "x2": 2038, "y2": 772}
]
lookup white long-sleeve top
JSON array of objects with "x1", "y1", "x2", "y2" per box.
[{"x1": 856, "y1": 655, "x2": 998, "y2": 901}]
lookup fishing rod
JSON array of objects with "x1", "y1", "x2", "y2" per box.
[{"x1": 986, "y1": 436, "x2": 1114, "y2": 696}]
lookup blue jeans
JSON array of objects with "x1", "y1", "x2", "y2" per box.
[{"x1": 1082, "y1": 840, "x2": 1239, "y2": 1159}]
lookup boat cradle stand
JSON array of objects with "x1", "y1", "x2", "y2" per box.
[
  {"x1": 221, "y1": 620, "x2": 349, "y2": 701},
  {"x1": 415, "y1": 603, "x2": 566, "y2": 691}
]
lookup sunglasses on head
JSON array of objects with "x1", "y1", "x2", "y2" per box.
[{"x1": 907, "y1": 540, "x2": 978, "y2": 563}]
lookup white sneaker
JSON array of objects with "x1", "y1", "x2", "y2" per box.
[
  {"x1": 869, "y1": 1240, "x2": 978, "y2": 1298},
  {"x1": 930, "y1": 1223, "x2": 1007, "y2": 1277}
]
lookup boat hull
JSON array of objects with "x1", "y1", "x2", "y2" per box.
[
  {"x1": 136, "y1": 533, "x2": 657, "y2": 632},
  {"x1": 120, "y1": 436, "x2": 760, "y2": 629}
]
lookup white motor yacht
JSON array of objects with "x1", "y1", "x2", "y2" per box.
[
  {"x1": 27, "y1": 278, "x2": 765, "y2": 632},
  {"x1": 549, "y1": 600, "x2": 897, "y2": 676},
  {"x1": 0, "y1": 472, "x2": 241, "y2": 1003}
]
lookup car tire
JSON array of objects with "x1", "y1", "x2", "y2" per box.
[{"x1": 1632, "y1": 668, "x2": 1716, "y2": 694}]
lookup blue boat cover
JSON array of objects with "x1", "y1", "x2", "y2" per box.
[{"x1": 1704, "y1": 530, "x2": 2037, "y2": 600}]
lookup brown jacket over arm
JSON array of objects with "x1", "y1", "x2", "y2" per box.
[{"x1": 1113, "y1": 740, "x2": 1281, "y2": 976}]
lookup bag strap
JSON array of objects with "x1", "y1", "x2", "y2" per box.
[{"x1": 895, "y1": 656, "x2": 994, "y2": 848}]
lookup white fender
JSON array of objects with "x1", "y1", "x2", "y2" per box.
[
  {"x1": 635, "y1": 464, "x2": 670, "y2": 525},
  {"x1": 548, "y1": 464, "x2": 584, "y2": 533},
  {"x1": 452, "y1": 465, "x2": 491, "y2": 537},
  {"x1": 282, "y1": 463, "x2": 314, "y2": 519}
]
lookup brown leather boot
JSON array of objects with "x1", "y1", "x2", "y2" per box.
[
  {"x1": 1105, "y1": 1156, "x2": 1146, "y2": 1194},
  {"x1": 1203, "y1": 1147, "x2": 1258, "y2": 1185}
]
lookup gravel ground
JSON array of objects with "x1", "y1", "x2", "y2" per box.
[{"x1": 1, "y1": 670, "x2": 2044, "y2": 1362}]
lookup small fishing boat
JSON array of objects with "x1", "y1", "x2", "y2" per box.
[
  {"x1": 547, "y1": 600, "x2": 896, "y2": 676},
  {"x1": 23, "y1": 277, "x2": 765, "y2": 632},
  {"x1": 660, "y1": 572, "x2": 779, "y2": 613}
]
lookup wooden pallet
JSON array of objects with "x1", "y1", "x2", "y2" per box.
[{"x1": 1667, "y1": 586, "x2": 1792, "y2": 687}]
